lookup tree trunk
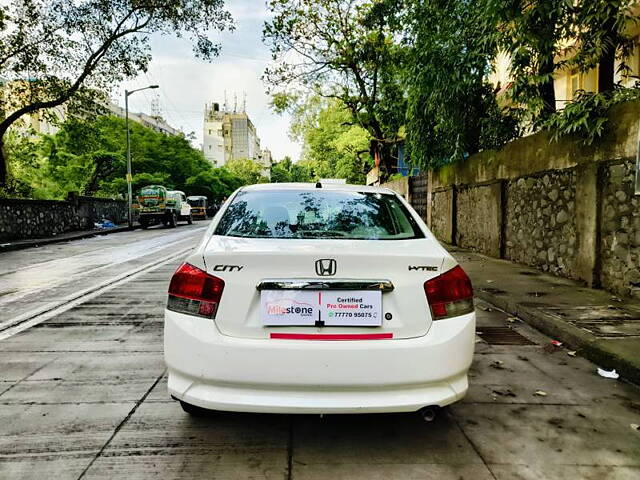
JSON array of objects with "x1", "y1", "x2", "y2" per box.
[
  {"x1": 538, "y1": 54, "x2": 556, "y2": 119},
  {"x1": 0, "y1": 136, "x2": 7, "y2": 188},
  {"x1": 378, "y1": 142, "x2": 394, "y2": 182},
  {"x1": 597, "y1": 15, "x2": 618, "y2": 93},
  {"x1": 598, "y1": 53, "x2": 615, "y2": 93}
]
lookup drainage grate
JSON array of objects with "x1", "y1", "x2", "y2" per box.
[{"x1": 476, "y1": 326, "x2": 535, "y2": 345}]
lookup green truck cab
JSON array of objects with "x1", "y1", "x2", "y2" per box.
[{"x1": 135, "y1": 185, "x2": 192, "y2": 229}]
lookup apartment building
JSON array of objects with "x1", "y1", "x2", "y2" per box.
[
  {"x1": 203, "y1": 102, "x2": 267, "y2": 169},
  {"x1": 489, "y1": 9, "x2": 640, "y2": 109}
]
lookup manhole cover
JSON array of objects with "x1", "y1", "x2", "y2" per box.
[{"x1": 477, "y1": 326, "x2": 535, "y2": 345}]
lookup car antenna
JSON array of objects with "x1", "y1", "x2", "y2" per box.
[{"x1": 315, "y1": 181, "x2": 322, "y2": 188}]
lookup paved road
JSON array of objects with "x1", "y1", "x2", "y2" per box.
[{"x1": 0, "y1": 226, "x2": 639, "y2": 479}]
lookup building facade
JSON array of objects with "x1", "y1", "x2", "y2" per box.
[
  {"x1": 489, "y1": 9, "x2": 640, "y2": 110},
  {"x1": 10, "y1": 98, "x2": 180, "y2": 138},
  {"x1": 258, "y1": 148, "x2": 273, "y2": 179},
  {"x1": 203, "y1": 102, "x2": 267, "y2": 168},
  {"x1": 105, "y1": 102, "x2": 181, "y2": 136}
]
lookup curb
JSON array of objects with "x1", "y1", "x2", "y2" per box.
[
  {"x1": 0, "y1": 225, "x2": 138, "y2": 253},
  {"x1": 475, "y1": 289, "x2": 640, "y2": 385}
]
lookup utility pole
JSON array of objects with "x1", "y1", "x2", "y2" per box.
[{"x1": 125, "y1": 85, "x2": 159, "y2": 228}]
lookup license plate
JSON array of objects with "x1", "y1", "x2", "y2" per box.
[{"x1": 260, "y1": 290, "x2": 382, "y2": 327}]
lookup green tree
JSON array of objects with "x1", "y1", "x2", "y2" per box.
[
  {"x1": 291, "y1": 97, "x2": 371, "y2": 184},
  {"x1": 185, "y1": 168, "x2": 244, "y2": 199},
  {"x1": 570, "y1": 1, "x2": 637, "y2": 93},
  {"x1": 5, "y1": 115, "x2": 248, "y2": 200},
  {"x1": 271, "y1": 156, "x2": 313, "y2": 183},
  {"x1": 223, "y1": 158, "x2": 269, "y2": 186},
  {"x1": 0, "y1": 0, "x2": 233, "y2": 187},
  {"x1": 404, "y1": 0, "x2": 519, "y2": 168},
  {"x1": 264, "y1": 0, "x2": 405, "y2": 180},
  {"x1": 270, "y1": 159, "x2": 292, "y2": 183},
  {"x1": 483, "y1": 0, "x2": 572, "y2": 123}
]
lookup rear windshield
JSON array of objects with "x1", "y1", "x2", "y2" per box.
[
  {"x1": 188, "y1": 198, "x2": 206, "y2": 207},
  {"x1": 214, "y1": 190, "x2": 424, "y2": 240}
]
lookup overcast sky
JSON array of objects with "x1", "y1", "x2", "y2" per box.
[{"x1": 115, "y1": 1, "x2": 301, "y2": 161}]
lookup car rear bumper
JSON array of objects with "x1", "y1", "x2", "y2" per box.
[{"x1": 164, "y1": 310, "x2": 475, "y2": 414}]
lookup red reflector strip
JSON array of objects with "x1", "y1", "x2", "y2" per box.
[{"x1": 270, "y1": 333, "x2": 393, "y2": 341}]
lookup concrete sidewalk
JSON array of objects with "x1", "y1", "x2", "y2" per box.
[
  {"x1": 0, "y1": 225, "x2": 133, "y2": 253},
  {"x1": 448, "y1": 245, "x2": 640, "y2": 384}
]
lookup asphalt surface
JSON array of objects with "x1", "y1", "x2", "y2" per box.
[{"x1": 0, "y1": 223, "x2": 639, "y2": 479}]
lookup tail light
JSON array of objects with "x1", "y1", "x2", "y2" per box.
[
  {"x1": 424, "y1": 265, "x2": 474, "y2": 320},
  {"x1": 167, "y1": 263, "x2": 224, "y2": 318}
]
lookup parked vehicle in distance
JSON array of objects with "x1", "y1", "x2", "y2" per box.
[
  {"x1": 187, "y1": 195, "x2": 208, "y2": 220},
  {"x1": 167, "y1": 190, "x2": 193, "y2": 226},
  {"x1": 136, "y1": 185, "x2": 192, "y2": 229},
  {"x1": 164, "y1": 182, "x2": 476, "y2": 418}
]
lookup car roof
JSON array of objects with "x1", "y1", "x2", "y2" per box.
[{"x1": 241, "y1": 182, "x2": 396, "y2": 195}]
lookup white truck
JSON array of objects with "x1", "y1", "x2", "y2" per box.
[{"x1": 136, "y1": 185, "x2": 192, "y2": 228}]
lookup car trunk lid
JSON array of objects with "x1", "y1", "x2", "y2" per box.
[{"x1": 203, "y1": 236, "x2": 453, "y2": 340}]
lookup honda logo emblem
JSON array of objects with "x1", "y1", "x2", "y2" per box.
[{"x1": 315, "y1": 259, "x2": 337, "y2": 276}]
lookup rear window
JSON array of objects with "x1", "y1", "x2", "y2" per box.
[{"x1": 214, "y1": 189, "x2": 424, "y2": 240}]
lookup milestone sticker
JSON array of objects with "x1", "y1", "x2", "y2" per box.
[{"x1": 260, "y1": 290, "x2": 318, "y2": 326}]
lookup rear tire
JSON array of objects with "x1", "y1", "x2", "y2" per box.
[
  {"x1": 166, "y1": 212, "x2": 177, "y2": 228},
  {"x1": 180, "y1": 400, "x2": 210, "y2": 416},
  {"x1": 139, "y1": 218, "x2": 149, "y2": 229},
  {"x1": 187, "y1": 215, "x2": 193, "y2": 225}
]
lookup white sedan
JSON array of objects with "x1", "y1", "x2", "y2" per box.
[{"x1": 164, "y1": 182, "x2": 475, "y2": 418}]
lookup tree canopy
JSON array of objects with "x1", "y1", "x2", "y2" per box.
[
  {"x1": 266, "y1": 0, "x2": 639, "y2": 174},
  {"x1": 404, "y1": 0, "x2": 520, "y2": 168},
  {"x1": 270, "y1": 156, "x2": 313, "y2": 183},
  {"x1": 5, "y1": 116, "x2": 250, "y2": 200},
  {"x1": 289, "y1": 97, "x2": 371, "y2": 184},
  {"x1": 0, "y1": 0, "x2": 234, "y2": 186},
  {"x1": 264, "y1": 0, "x2": 405, "y2": 179}
]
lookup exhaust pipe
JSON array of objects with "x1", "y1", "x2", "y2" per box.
[{"x1": 418, "y1": 406, "x2": 439, "y2": 422}]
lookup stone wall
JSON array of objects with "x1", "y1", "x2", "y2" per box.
[
  {"x1": 456, "y1": 183, "x2": 502, "y2": 258},
  {"x1": 381, "y1": 100, "x2": 640, "y2": 298},
  {"x1": 600, "y1": 159, "x2": 640, "y2": 299},
  {"x1": 431, "y1": 188, "x2": 454, "y2": 244},
  {"x1": 0, "y1": 196, "x2": 127, "y2": 242},
  {"x1": 505, "y1": 170, "x2": 578, "y2": 278},
  {"x1": 74, "y1": 196, "x2": 129, "y2": 230},
  {"x1": 409, "y1": 175, "x2": 429, "y2": 224}
]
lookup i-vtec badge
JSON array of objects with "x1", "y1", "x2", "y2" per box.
[
  {"x1": 213, "y1": 264, "x2": 244, "y2": 272},
  {"x1": 408, "y1": 265, "x2": 438, "y2": 272}
]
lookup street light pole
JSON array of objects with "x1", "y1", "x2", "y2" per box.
[
  {"x1": 125, "y1": 91, "x2": 132, "y2": 228},
  {"x1": 124, "y1": 85, "x2": 159, "y2": 229}
]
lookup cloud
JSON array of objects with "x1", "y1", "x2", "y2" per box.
[{"x1": 116, "y1": 0, "x2": 300, "y2": 162}]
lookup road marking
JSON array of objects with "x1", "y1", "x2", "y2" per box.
[{"x1": 0, "y1": 247, "x2": 193, "y2": 341}]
